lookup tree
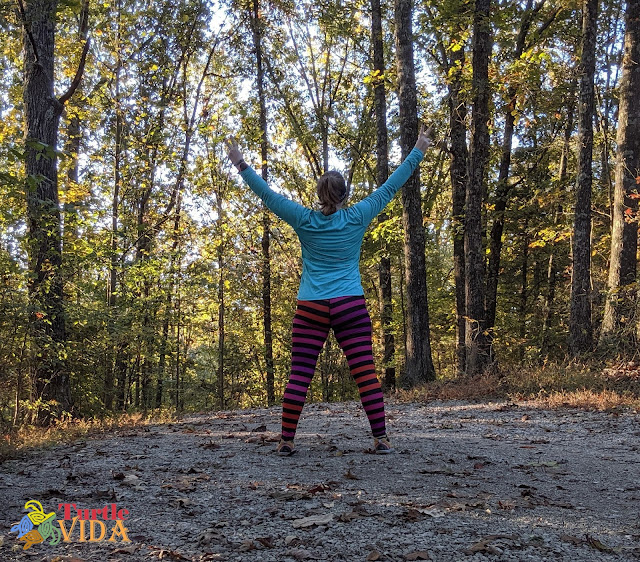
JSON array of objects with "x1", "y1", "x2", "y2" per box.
[
  {"x1": 422, "y1": 0, "x2": 471, "y2": 374},
  {"x1": 21, "y1": 0, "x2": 89, "y2": 423},
  {"x1": 249, "y1": 0, "x2": 275, "y2": 406},
  {"x1": 485, "y1": 0, "x2": 549, "y2": 336},
  {"x1": 371, "y1": 0, "x2": 396, "y2": 390},
  {"x1": 599, "y1": 0, "x2": 640, "y2": 348},
  {"x1": 569, "y1": 0, "x2": 598, "y2": 355},
  {"x1": 394, "y1": 0, "x2": 436, "y2": 386},
  {"x1": 465, "y1": 0, "x2": 493, "y2": 374}
]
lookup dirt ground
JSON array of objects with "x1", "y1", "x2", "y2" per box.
[{"x1": 1, "y1": 399, "x2": 639, "y2": 561}]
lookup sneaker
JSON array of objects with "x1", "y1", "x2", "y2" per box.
[
  {"x1": 373, "y1": 434, "x2": 393, "y2": 454},
  {"x1": 276, "y1": 439, "x2": 295, "y2": 456}
]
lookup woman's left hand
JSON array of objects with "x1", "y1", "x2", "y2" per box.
[
  {"x1": 415, "y1": 123, "x2": 434, "y2": 152},
  {"x1": 225, "y1": 137, "x2": 244, "y2": 166}
]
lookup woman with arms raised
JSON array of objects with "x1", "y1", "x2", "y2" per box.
[{"x1": 225, "y1": 124, "x2": 433, "y2": 455}]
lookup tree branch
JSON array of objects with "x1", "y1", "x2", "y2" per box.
[
  {"x1": 58, "y1": 38, "x2": 91, "y2": 105},
  {"x1": 59, "y1": 0, "x2": 90, "y2": 105},
  {"x1": 16, "y1": 0, "x2": 39, "y2": 63}
]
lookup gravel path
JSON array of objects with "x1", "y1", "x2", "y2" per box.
[{"x1": 1, "y1": 400, "x2": 639, "y2": 561}]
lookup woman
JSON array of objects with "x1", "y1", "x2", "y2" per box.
[{"x1": 225, "y1": 125, "x2": 433, "y2": 455}]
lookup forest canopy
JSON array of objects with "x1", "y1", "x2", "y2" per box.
[{"x1": 0, "y1": 0, "x2": 638, "y2": 426}]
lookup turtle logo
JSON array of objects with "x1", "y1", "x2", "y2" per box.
[{"x1": 10, "y1": 500, "x2": 61, "y2": 550}]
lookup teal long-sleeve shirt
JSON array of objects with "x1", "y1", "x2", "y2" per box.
[{"x1": 239, "y1": 147, "x2": 425, "y2": 300}]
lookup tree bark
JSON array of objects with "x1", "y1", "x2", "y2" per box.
[
  {"x1": 251, "y1": 0, "x2": 275, "y2": 406},
  {"x1": 599, "y1": 0, "x2": 640, "y2": 347},
  {"x1": 394, "y1": 0, "x2": 436, "y2": 387},
  {"x1": 107, "y1": 5, "x2": 123, "y2": 410},
  {"x1": 465, "y1": 0, "x2": 493, "y2": 375},
  {"x1": 22, "y1": 0, "x2": 74, "y2": 423},
  {"x1": 155, "y1": 195, "x2": 181, "y2": 409},
  {"x1": 448, "y1": 44, "x2": 469, "y2": 375},
  {"x1": 569, "y1": 0, "x2": 598, "y2": 355},
  {"x1": 519, "y1": 220, "x2": 529, "y2": 360},
  {"x1": 371, "y1": 0, "x2": 396, "y2": 390}
]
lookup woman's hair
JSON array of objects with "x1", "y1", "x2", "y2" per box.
[{"x1": 316, "y1": 171, "x2": 348, "y2": 215}]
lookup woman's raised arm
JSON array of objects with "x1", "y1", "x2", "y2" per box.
[{"x1": 225, "y1": 137, "x2": 309, "y2": 230}]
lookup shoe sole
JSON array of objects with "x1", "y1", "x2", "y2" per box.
[{"x1": 277, "y1": 448, "x2": 296, "y2": 456}]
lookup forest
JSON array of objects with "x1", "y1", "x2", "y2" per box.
[{"x1": 0, "y1": 0, "x2": 638, "y2": 428}]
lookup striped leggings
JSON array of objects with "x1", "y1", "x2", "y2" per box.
[{"x1": 281, "y1": 295, "x2": 386, "y2": 440}]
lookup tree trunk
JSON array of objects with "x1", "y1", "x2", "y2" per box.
[
  {"x1": 485, "y1": 0, "x2": 538, "y2": 336},
  {"x1": 540, "y1": 99, "x2": 574, "y2": 356},
  {"x1": 569, "y1": 0, "x2": 598, "y2": 355},
  {"x1": 394, "y1": 0, "x2": 436, "y2": 387},
  {"x1": 155, "y1": 195, "x2": 181, "y2": 409},
  {"x1": 599, "y1": 0, "x2": 640, "y2": 348},
  {"x1": 372, "y1": 0, "x2": 396, "y2": 391},
  {"x1": 465, "y1": 0, "x2": 493, "y2": 375},
  {"x1": 23, "y1": 0, "x2": 73, "y2": 423},
  {"x1": 107, "y1": 1, "x2": 123, "y2": 411},
  {"x1": 519, "y1": 220, "x2": 529, "y2": 360},
  {"x1": 448, "y1": 44, "x2": 469, "y2": 375},
  {"x1": 217, "y1": 191, "x2": 225, "y2": 411},
  {"x1": 251, "y1": 0, "x2": 275, "y2": 406}
]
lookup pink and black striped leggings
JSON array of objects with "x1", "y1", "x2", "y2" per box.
[{"x1": 281, "y1": 295, "x2": 386, "y2": 440}]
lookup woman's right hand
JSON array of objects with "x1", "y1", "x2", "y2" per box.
[{"x1": 415, "y1": 123, "x2": 434, "y2": 153}]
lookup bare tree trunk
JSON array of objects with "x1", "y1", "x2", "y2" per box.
[
  {"x1": 175, "y1": 288, "x2": 182, "y2": 411},
  {"x1": 155, "y1": 195, "x2": 181, "y2": 409},
  {"x1": 519, "y1": 220, "x2": 529, "y2": 359},
  {"x1": 599, "y1": 0, "x2": 640, "y2": 348},
  {"x1": 371, "y1": 0, "x2": 396, "y2": 390},
  {"x1": 569, "y1": 0, "x2": 598, "y2": 355},
  {"x1": 250, "y1": 0, "x2": 275, "y2": 406},
  {"x1": 394, "y1": 0, "x2": 436, "y2": 387},
  {"x1": 448, "y1": 45, "x2": 469, "y2": 375},
  {"x1": 22, "y1": 0, "x2": 87, "y2": 423},
  {"x1": 217, "y1": 191, "x2": 225, "y2": 411},
  {"x1": 107, "y1": 0, "x2": 123, "y2": 411},
  {"x1": 465, "y1": 0, "x2": 493, "y2": 375}
]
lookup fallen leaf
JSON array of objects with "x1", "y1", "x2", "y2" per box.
[
  {"x1": 292, "y1": 513, "x2": 334, "y2": 528},
  {"x1": 287, "y1": 548, "x2": 315, "y2": 560},
  {"x1": 252, "y1": 424, "x2": 267, "y2": 432},
  {"x1": 367, "y1": 550, "x2": 381, "y2": 561},
  {"x1": 344, "y1": 469, "x2": 359, "y2": 480},
  {"x1": 560, "y1": 534, "x2": 585, "y2": 545},
  {"x1": 307, "y1": 484, "x2": 330, "y2": 495},
  {"x1": 465, "y1": 535, "x2": 516, "y2": 555},
  {"x1": 255, "y1": 536, "x2": 274, "y2": 548},
  {"x1": 586, "y1": 534, "x2": 616, "y2": 553},
  {"x1": 414, "y1": 507, "x2": 445, "y2": 518},
  {"x1": 238, "y1": 539, "x2": 257, "y2": 552},
  {"x1": 149, "y1": 547, "x2": 189, "y2": 560},
  {"x1": 405, "y1": 551, "x2": 431, "y2": 560}
]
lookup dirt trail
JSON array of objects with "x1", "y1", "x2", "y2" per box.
[{"x1": 1, "y1": 400, "x2": 639, "y2": 561}]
